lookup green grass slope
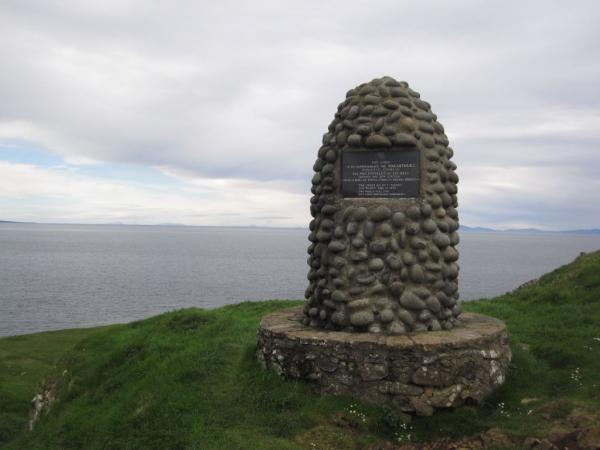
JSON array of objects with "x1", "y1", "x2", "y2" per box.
[
  {"x1": 1, "y1": 251, "x2": 599, "y2": 449},
  {"x1": 0, "y1": 326, "x2": 116, "y2": 444}
]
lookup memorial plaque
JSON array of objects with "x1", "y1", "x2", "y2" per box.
[{"x1": 341, "y1": 150, "x2": 420, "y2": 198}]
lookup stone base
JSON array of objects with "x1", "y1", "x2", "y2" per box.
[{"x1": 256, "y1": 307, "x2": 511, "y2": 415}]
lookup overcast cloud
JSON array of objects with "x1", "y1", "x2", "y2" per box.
[{"x1": 0, "y1": 0, "x2": 599, "y2": 229}]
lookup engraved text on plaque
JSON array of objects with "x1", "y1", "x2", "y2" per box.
[{"x1": 341, "y1": 150, "x2": 420, "y2": 198}]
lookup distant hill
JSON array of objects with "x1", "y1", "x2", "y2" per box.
[
  {"x1": 459, "y1": 225, "x2": 497, "y2": 233},
  {"x1": 2, "y1": 220, "x2": 599, "y2": 235},
  {"x1": 461, "y1": 224, "x2": 600, "y2": 235}
]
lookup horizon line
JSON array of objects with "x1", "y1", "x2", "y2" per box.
[{"x1": 1, "y1": 220, "x2": 599, "y2": 234}]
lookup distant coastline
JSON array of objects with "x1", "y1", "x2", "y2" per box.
[
  {"x1": 459, "y1": 225, "x2": 600, "y2": 235},
  {"x1": 1, "y1": 220, "x2": 599, "y2": 235}
]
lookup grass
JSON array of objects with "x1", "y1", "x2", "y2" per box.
[
  {"x1": 1, "y1": 251, "x2": 599, "y2": 449},
  {"x1": 0, "y1": 326, "x2": 116, "y2": 444}
]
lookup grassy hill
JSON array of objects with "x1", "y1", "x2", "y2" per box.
[{"x1": 1, "y1": 251, "x2": 600, "y2": 449}]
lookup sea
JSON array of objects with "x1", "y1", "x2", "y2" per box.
[{"x1": 1, "y1": 223, "x2": 599, "y2": 337}]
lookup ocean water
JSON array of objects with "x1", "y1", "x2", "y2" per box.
[{"x1": 1, "y1": 223, "x2": 599, "y2": 337}]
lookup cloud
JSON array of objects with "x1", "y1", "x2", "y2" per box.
[
  {"x1": 0, "y1": 0, "x2": 599, "y2": 228},
  {"x1": 0, "y1": 161, "x2": 307, "y2": 226}
]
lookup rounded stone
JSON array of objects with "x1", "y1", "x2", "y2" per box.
[
  {"x1": 428, "y1": 194, "x2": 443, "y2": 208},
  {"x1": 331, "y1": 311, "x2": 349, "y2": 326},
  {"x1": 422, "y1": 219, "x2": 437, "y2": 234},
  {"x1": 425, "y1": 262, "x2": 442, "y2": 272},
  {"x1": 425, "y1": 296, "x2": 442, "y2": 313},
  {"x1": 432, "y1": 232, "x2": 451, "y2": 249},
  {"x1": 258, "y1": 307, "x2": 510, "y2": 413},
  {"x1": 356, "y1": 125, "x2": 371, "y2": 135},
  {"x1": 320, "y1": 218, "x2": 334, "y2": 229},
  {"x1": 331, "y1": 290, "x2": 347, "y2": 303},
  {"x1": 425, "y1": 150, "x2": 440, "y2": 162},
  {"x1": 397, "y1": 308, "x2": 414, "y2": 326},
  {"x1": 353, "y1": 207, "x2": 368, "y2": 221},
  {"x1": 358, "y1": 85, "x2": 376, "y2": 95},
  {"x1": 410, "y1": 236, "x2": 427, "y2": 250},
  {"x1": 443, "y1": 263, "x2": 459, "y2": 280},
  {"x1": 368, "y1": 323, "x2": 382, "y2": 333},
  {"x1": 328, "y1": 240, "x2": 346, "y2": 252},
  {"x1": 400, "y1": 291, "x2": 426, "y2": 310},
  {"x1": 347, "y1": 105, "x2": 360, "y2": 119},
  {"x1": 409, "y1": 264, "x2": 425, "y2": 283},
  {"x1": 413, "y1": 286, "x2": 431, "y2": 298},
  {"x1": 332, "y1": 277, "x2": 345, "y2": 288},
  {"x1": 321, "y1": 205, "x2": 336, "y2": 216},
  {"x1": 401, "y1": 251, "x2": 415, "y2": 265},
  {"x1": 349, "y1": 310, "x2": 375, "y2": 327},
  {"x1": 382, "y1": 125, "x2": 396, "y2": 136},
  {"x1": 388, "y1": 321, "x2": 407, "y2": 334},
  {"x1": 452, "y1": 302, "x2": 463, "y2": 317},
  {"x1": 389, "y1": 281, "x2": 404, "y2": 296},
  {"x1": 324, "y1": 149, "x2": 337, "y2": 163},
  {"x1": 363, "y1": 94, "x2": 380, "y2": 105},
  {"x1": 391, "y1": 133, "x2": 417, "y2": 147},
  {"x1": 356, "y1": 271, "x2": 376, "y2": 284},
  {"x1": 421, "y1": 203, "x2": 433, "y2": 217},
  {"x1": 347, "y1": 134, "x2": 362, "y2": 146},
  {"x1": 449, "y1": 231, "x2": 460, "y2": 246},
  {"x1": 443, "y1": 246, "x2": 459, "y2": 262},
  {"x1": 418, "y1": 310, "x2": 432, "y2": 322},
  {"x1": 363, "y1": 220, "x2": 375, "y2": 239},
  {"x1": 369, "y1": 240, "x2": 387, "y2": 254},
  {"x1": 360, "y1": 105, "x2": 374, "y2": 116},
  {"x1": 332, "y1": 257, "x2": 346, "y2": 268},
  {"x1": 446, "y1": 218, "x2": 459, "y2": 232},
  {"x1": 392, "y1": 212, "x2": 406, "y2": 228},
  {"x1": 386, "y1": 255, "x2": 402, "y2": 270},
  {"x1": 365, "y1": 134, "x2": 392, "y2": 148},
  {"x1": 442, "y1": 321, "x2": 453, "y2": 331},
  {"x1": 414, "y1": 323, "x2": 428, "y2": 332},
  {"x1": 379, "y1": 309, "x2": 395, "y2": 323},
  {"x1": 371, "y1": 205, "x2": 392, "y2": 222},
  {"x1": 369, "y1": 283, "x2": 386, "y2": 295},
  {"x1": 429, "y1": 319, "x2": 442, "y2": 331},
  {"x1": 348, "y1": 298, "x2": 370, "y2": 310},
  {"x1": 352, "y1": 251, "x2": 369, "y2": 262},
  {"x1": 343, "y1": 206, "x2": 356, "y2": 220},
  {"x1": 421, "y1": 135, "x2": 435, "y2": 148},
  {"x1": 333, "y1": 225, "x2": 344, "y2": 238},
  {"x1": 383, "y1": 99, "x2": 399, "y2": 110},
  {"x1": 379, "y1": 223, "x2": 393, "y2": 237},
  {"x1": 368, "y1": 258, "x2": 385, "y2": 272},
  {"x1": 406, "y1": 222, "x2": 420, "y2": 235},
  {"x1": 406, "y1": 205, "x2": 421, "y2": 220},
  {"x1": 316, "y1": 230, "x2": 331, "y2": 242},
  {"x1": 346, "y1": 222, "x2": 359, "y2": 235}
]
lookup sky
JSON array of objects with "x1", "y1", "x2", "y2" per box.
[{"x1": 0, "y1": 1, "x2": 599, "y2": 230}]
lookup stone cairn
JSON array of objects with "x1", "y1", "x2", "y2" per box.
[
  {"x1": 303, "y1": 76, "x2": 460, "y2": 334},
  {"x1": 257, "y1": 77, "x2": 510, "y2": 414}
]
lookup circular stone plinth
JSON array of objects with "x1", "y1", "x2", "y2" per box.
[{"x1": 257, "y1": 307, "x2": 511, "y2": 415}]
